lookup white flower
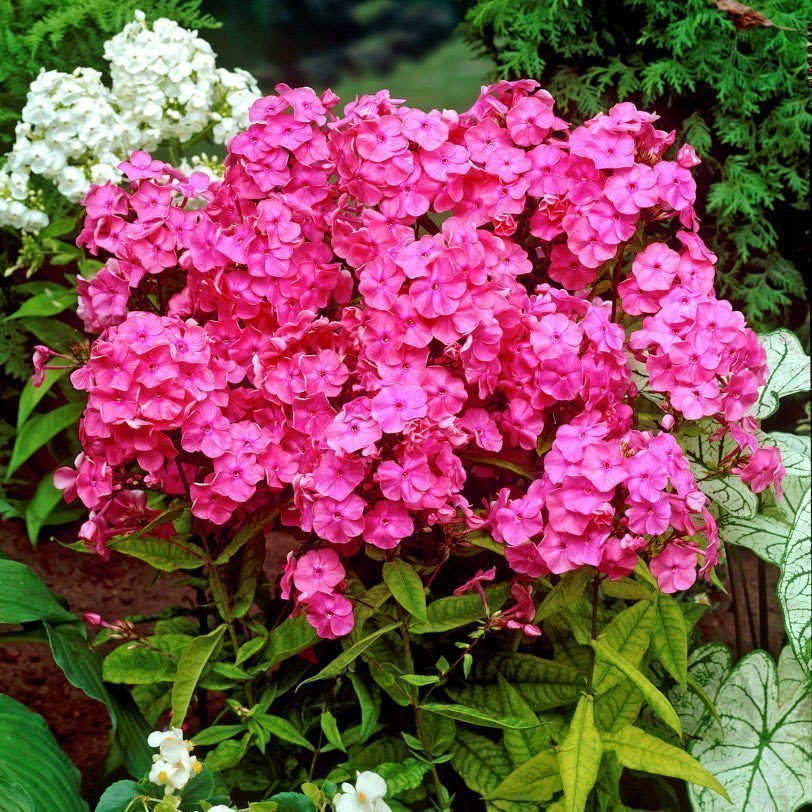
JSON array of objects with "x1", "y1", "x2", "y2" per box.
[
  {"x1": 206, "y1": 806, "x2": 237, "y2": 812},
  {"x1": 147, "y1": 727, "x2": 201, "y2": 795},
  {"x1": 333, "y1": 771, "x2": 392, "y2": 812}
]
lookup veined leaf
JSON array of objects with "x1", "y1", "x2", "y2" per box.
[
  {"x1": 171, "y1": 625, "x2": 226, "y2": 724},
  {"x1": 498, "y1": 674, "x2": 556, "y2": 766},
  {"x1": 718, "y1": 511, "x2": 791, "y2": 567},
  {"x1": 591, "y1": 638, "x2": 681, "y2": 736},
  {"x1": 108, "y1": 535, "x2": 204, "y2": 572},
  {"x1": 777, "y1": 487, "x2": 811, "y2": 675},
  {"x1": 591, "y1": 600, "x2": 654, "y2": 695},
  {"x1": 651, "y1": 594, "x2": 688, "y2": 688},
  {"x1": 17, "y1": 368, "x2": 67, "y2": 428},
  {"x1": 536, "y1": 568, "x2": 594, "y2": 622},
  {"x1": 754, "y1": 330, "x2": 810, "y2": 419},
  {"x1": 263, "y1": 614, "x2": 319, "y2": 668},
  {"x1": 298, "y1": 622, "x2": 399, "y2": 686},
  {"x1": 557, "y1": 694, "x2": 602, "y2": 812},
  {"x1": 410, "y1": 583, "x2": 510, "y2": 633},
  {"x1": 214, "y1": 501, "x2": 284, "y2": 565},
  {"x1": 602, "y1": 725, "x2": 728, "y2": 799},
  {"x1": 382, "y1": 559, "x2": 427, "y2": 622},
  {"x1": 689, "y1": 648, "x2": 812, "y2": 812},
  {"x1": 451, "y1": 729, "x2": 513, "y2": 795},
  {"x1": 421, "y1": 702, "x2": 541, "y2": 730},
  {"x1": 5, "y1": 287, "x2": 76, "y2": 320},
  {"x1": 485, "y1": 749, "x2": 561, "y2": 803}
]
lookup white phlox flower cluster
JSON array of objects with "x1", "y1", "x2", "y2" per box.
[
  {"x1": 147, "y1": 727, "x2": 201, "y2": 795},
  {"x1": 334, "y1": 771, "x2": 392, "y2": 812},
  {"x1": 0, "y1": 10, "x2": 259, "y2": 232}
]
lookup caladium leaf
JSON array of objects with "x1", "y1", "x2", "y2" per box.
[
  {"x1": 688, "y1": 648, "x2": 812, "y2": 812},
  {"x1": 670, "y1": 643, "x2": 730, "y2": 738},
  {"x1": 754, "y1": 330, "x2": 810, "y2": 419},
  {"x1": 777, "y1": 487, "x2": 812, "y2": 675}
]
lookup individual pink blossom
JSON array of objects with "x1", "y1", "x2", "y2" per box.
[
  {"x1": 305, "y1": 592, "x2": 355, "y2": 638},
  {"x1": 650, "y1": 544, "x2": 698, "y2": 593},
  {"x1": 363, "y1": 500, "x2": 414, "y2": 549},
  {"x1": 293, "y1": 549, "x2": 345, "y2": 598}
]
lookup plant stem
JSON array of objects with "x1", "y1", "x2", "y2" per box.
[
  {"x1": 586, "y1": 575, "x2": 601, "y2": 694},
  {"x1": 726, "y1": 549, "x2": 744, "y2": 660},
  {"x1": 398, "y1": 613, "x2": 445, "y2": 804},
  {"x1": 733, "y1": 547, "x2": 757, "y2": 651}
]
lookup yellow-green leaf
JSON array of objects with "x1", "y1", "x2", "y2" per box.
[
  {"x1": 591, "y1": 600, "x2": 654, "y2": 694},
  {"x1": 652, "y1": 594, "x2": 688, "y2": 688},
  {"x1": 485, "y1": 749, "x2": 561, "y2": 803},
  {"x1": 558, "y1": 694, "x2": 602, "y2": 812},
  {"x1": 171, "y1": 625, "x2": 226, "y2": 724}
]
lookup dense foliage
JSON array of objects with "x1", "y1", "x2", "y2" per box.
[{"x1": 463, "y1": 0, "x2": 810, "y2": 333}]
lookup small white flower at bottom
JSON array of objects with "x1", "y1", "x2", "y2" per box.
[{"x1": 334, "y1": 770, "x2": 392, "y2": 812}]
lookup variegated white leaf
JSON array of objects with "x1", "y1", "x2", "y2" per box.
[
  {"x1": 754, "y1": 330, "x2": 810, "y2": 419},
  {"x1": 689, "y1": 649, "x2": 812, "y2": 812}
]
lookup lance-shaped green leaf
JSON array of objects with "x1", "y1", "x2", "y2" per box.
[
  {"x1": 602, "y1": 725, "x2": 728, "y2": 799},
  {"x1": 535, "y1": 568, "x2": 594, "y2": 622},
  {"x1": 171, "y1": 625, "x2": 226, "y2": 724},
  {"x1": 0, "y1": 693, "x2": 87, "y2": 812},
  {"x1": 214, "y1": 501, "x2": 285, "y2": 565},
  {"x1": 485, "y1": 749, "x2": 561, "y2": 804},
  {"x1": 498, "y1": 674, "x2": 557, "y2": 766},
  {"x1": 450, "y1": 729, "x2": 513, "y2": 795},
  {"x1": 591, "y1": 638, "x2": 681, "y2": 736},
  {"x1": 24, "y1": 474, "x2": 65, "y2": 545},
  {"x1": 421, "y1": 702, "x2": 541, "y2": 730},
  {"x1": 689, "y1": 648, "x2": 812, "y2": 812},
  {"x1": 777, "y1": 487, "x2": 811, "y2": 675},
  {"x1": 298, "y1": 622, "x2": 399, "y2": 686},
  {"x1": 255, "y1": 714, "x2": 314, "y2": 750},
  {"x1": 651, "y1": 593, "x2": 688, "y2": 689},
  {"x1": 410, "y1": 583, "x2": 510, "y2": 633},
  {"x1": 591, "y1": 600, "x2": 654, "y2": 695},
  {"x1": 17, "y1": 368, "x2": 67, "y2": 428},
  {"x1": 0, "y1": 560, "x2": 74, "y2": 623},
  {"x1": 382, "y1": 559, "x2": 427, "y2": 622},
  {"x1": 754, "y1": 330, "x2": 811, "y2": 419},
  {"x1": 558, "y1": 694, "x2": 602, "y2": 812},
  {"x1": 263, "y1": 614, "x2": 319, "y2": 668}
]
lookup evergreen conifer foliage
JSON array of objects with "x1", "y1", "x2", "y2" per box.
[{"x1": 464, "y1": 0, "x2": 810, "y2": 332}]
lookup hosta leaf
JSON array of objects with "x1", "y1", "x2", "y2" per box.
[
  {"x1": 777, "y1": 487, "x2": 812, "y2": 675},
  {"x1": 591, "y1": 638, "x2": 681, "y2": 736},
  {"x1": 754, "y1": 330, "x2": 811, "y2": 419},
  {"x1": 602, "y1": 726, "x2": 728, "y2": 799},
  {"x1": 651, "y1": 594, "x2": 688, "y2": 688},
  {"x1": 591, "y1": 600, "x2": 654, "y2": 695},
  {"x1": 382, "y1": 559, "x2": 427, "y2": 622},
  {"x1": 0, "y1": 560, "x2": 74, "y2": 623},
  {"x1": 688, "y1": 649, "x2": 812, "y2": 812},
  {"x1": 557, "y1": 695, "x2": 602, "y2": 812},
  {"x1": 451, "y1": 729, "x2": 512, "y2": 794},
  {"x1": 0, "y1": 694, "x2": 87, "y2": 812},
  {"x1": 485, "y1": 749, "x2": 561, "y2": 804}
]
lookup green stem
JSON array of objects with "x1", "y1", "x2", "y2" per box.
[{"x1": 586, "y1": 575, "x2": 601, "y2": 694}]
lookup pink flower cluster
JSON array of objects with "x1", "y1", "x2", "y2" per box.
[{"x1": 48, "y1": 81, "x2": 783, "y2": 637}]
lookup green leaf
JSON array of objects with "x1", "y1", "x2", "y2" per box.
[
  {"x1": 233, "y1": 535, "x2": 266, "y2": 618},
  {"x1": 651, "y1": 594, "x2": 688, "y2": 688},
  {"x1": 689, "y1": 649, "x2": 811, "y2": 811},
  {"x1": 6, "y1": 402, "x2": 85, "y2": 479},
  {"x1": 108, "y1": 535, "x2": 204, "y2": 572},
  {"x1": 602, "y1": 725, "x2": 728, "y2": 799},
  {"x1": 18, "y1": 368, "x2": 68, "y2": 428},
  {"x1": 0, "y1": 560, "x2": 74, "y2": 623},
  {"x1": 267, "y1": 793, "x2": 315, "y2": 812},
  {"x1": 0, "y1": 693, "x2": 87, "y2": 812},
  {"x1": 22, "y1": 318, "x2": 78, "y2": 349},
  {"x1": 95, "y1": 780, "x2": 142, "y2": 812},
  {"x1": 24, "y1": 474, "x2": 65, "y2": 545},
  {"x1": 5, "y1": 287, "x2": 76, "y2": 320},
  {"x1": 411, "y1": 583, "x2": 510, "y2": 633},
  {"x1": 485, "y1": 749, "x2": 561, "y2": 803},
  {"x1": 349, "y1": 673, "x2": 380, "y2": 745},
  {"x1": 497, "y1": 675, "x2": 558, "y2": 765},
  {"x1": 670, "y1": 643, "x2": 731, "y2": 738},
  {"x1": 263, "y1": 615, "x2": 319, "y2": 668},
  {"x1": 451, "y1": 729, "x2": 513, "y2": 794},
  {"x1": 298, "y1": 622, "x2": 398, "y2": 687},
  {"x1": 320, "y1": 710, "x2": 346, "y2": 752},
  {"x1": 382, "y1": 559, "x2": 427, "y2": 622},
  {"x1": 557, "y1": 694, "x2": 602, "y2": 812},
  {"x1": 203, "y1": 738, "x2": 249, "y2": 772},
  {"x1": 214, "y1": 502, "x2": 284, "y2": 565},
  {"x1": 777, "y1": 487, "x2": 811, "y2": 675},
  {"x1": 190, "y1": 725, "x2": 244, "y2": 746},
  {"x1": 591, "y1": 638, "x2": 682, "y2": 736},
  {"x1": 591, "y1": 600, "x2": 654, "y2": 695},
  {"x1": 179, "y1": 765, "x2": 215, "y2": 807},
  {"x1": 536, "y1": 568, "x2": 594, "y2": 622},
  {"x1": 46, "y1": 625, "x2": 152, "y2": 777},
  {"x1": 103, "y1": 644, "x2": 176, "y2": 684},
  {"x1": 376, "y1": 758, "x2": 432, "y2": 795},
  {"x1": 755, "y1": 330, "x2": 811, "y2": 418},
  {"x1": 255, "y1": 714, "x2": 314, "y2": 750},
  {"x1": 171, "y1": 625, "x2": 226, "y2": 724},
  {"x1": 0, "y1": 778, "x2": 33, "y2": 812},
  {"x1": 450, "y1": 653, "x2": 584, "y2": 712},
  {"x1": 421, "y1": 702, "x2": 540, "y2": 730}
]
